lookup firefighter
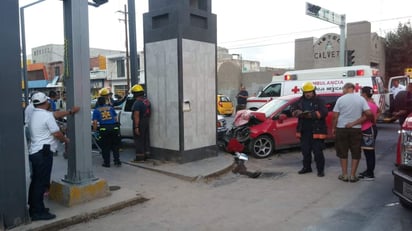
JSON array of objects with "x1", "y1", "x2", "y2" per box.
[
  {"x1": 92, "y1": 96, "x2": 121, "y2": 167},
  {"x1": 291, "y1": 82, "x2": 328, "y2": 177},
  {"x1": 130, "y1": 84, "x2": 151, "y2": 162},
  {"x1": 98, "y1": 87, "x2": 127, "y2": 107}
]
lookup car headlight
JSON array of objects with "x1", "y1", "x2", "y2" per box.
[{"x1": 400, "y1": 129, "x2": 412, "y2": 167}]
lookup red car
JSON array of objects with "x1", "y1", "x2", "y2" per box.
[{"x1": 226, "y1": 93, "x2": 342, "y2": 158}]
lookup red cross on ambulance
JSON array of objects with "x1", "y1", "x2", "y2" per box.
[{"x1": 291, "y1": 86, "x2": 300, "y2": 94}]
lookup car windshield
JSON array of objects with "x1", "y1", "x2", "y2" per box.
[
  {"x1": 257, "y1": 98, "x2": 288, "y2": 117},
  {"x1": 220, "y1": 96, "x2": 231, "y2": 102}
]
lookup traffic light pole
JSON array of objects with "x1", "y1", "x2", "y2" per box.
[
  {"x1": 339, "y1": 21, "x2": 346, "y2": 67},
  {"x1": 306, "y1": 2, "x2": 346, "y2": 66}
]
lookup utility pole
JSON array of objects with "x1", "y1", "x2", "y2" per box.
[{"x1": 117, "y1": 5, "x2": 130, "y2": 90}]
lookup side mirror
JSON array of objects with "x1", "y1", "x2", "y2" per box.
[{"x1": 275, "y1": 114, "x2": 287, "y2": 123}]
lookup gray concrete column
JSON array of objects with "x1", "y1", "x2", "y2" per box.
[
  {"x1": 143, "y1": 0, "x2": 217, "y2": 163},
  {"x1": 0, "y1": 1, "x2": 28, "y2": 229}
]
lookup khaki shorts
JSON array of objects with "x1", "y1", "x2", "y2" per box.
[{"x1": 335, "y1": 128, "x2": 362, "y2": 160}]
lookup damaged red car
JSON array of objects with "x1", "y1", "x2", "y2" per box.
[{"x1": 224, "y1": 93, "x2": 342, "y2": 158}]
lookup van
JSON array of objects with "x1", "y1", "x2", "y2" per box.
[{"x1": 246, "y1": 65, "x2": 386, "y2": 119}]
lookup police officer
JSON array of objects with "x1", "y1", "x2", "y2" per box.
[
  {"x1": 291, "y1": 82, "x2": 328, "y2": 177},
  {"x1": 92, "y1": 96, "x2": 121, "y2": 167},
  {"x1": 130, "y1": 84, "x2": 151, "y2": 162}
]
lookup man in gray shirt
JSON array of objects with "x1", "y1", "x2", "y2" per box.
[{"x1": 332, "y1": 83, "x2": 372, "y2": 183}]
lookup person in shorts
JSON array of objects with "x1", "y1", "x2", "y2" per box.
[{"x1": 332, "y1": 83, "x2": 372, "y2": 183}]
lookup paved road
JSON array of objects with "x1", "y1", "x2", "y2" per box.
[{"x1": 61, "y1": 122, "x2": 412, "y2": 231}]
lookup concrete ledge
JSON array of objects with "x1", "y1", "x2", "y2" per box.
[
  {"x1": 28, "y1": 196, "x2": 149, "y2": 231},
  {"x1": 126, "y1": 161, "x2": 235, "y2": 182},
  {"x1": 49, "y1": 179, "x2": 110, "y2": 207}
]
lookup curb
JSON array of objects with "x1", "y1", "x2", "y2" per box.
[
  {"x1": 125, "y1": 161, "x2": 235, "y2": 182},
  {"x1": 28, "y1": 195, "x2": 149, "y2": 231}
]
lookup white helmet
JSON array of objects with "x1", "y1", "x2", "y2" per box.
[{"x1": 31, "y1": 92, "x2": 48, "y2": 105}]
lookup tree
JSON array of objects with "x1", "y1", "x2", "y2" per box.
[{"x1": 385, "y1": 21, "x2": 412, "y2": 78}]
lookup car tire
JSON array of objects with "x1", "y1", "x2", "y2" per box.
[{"x1": 249, "y1": 135, "x2": 274, "y2": 159}]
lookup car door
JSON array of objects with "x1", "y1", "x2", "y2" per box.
[
  {"x1": 118, "y1": 96, "x2": 135, "y2": 138},
  {"x1": 271, "y1": 104, "x2": 299, "y2": 146}
]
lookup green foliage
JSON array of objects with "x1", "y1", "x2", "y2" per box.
[{"x1": 385, "y1": 21, "x2": 412, "y2": 77}]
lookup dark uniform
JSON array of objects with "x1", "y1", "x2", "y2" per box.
[
  {"x1": 131, "y1": 97, "x2": 151, "y2": 161},
  {"x1": 92, "y1": 100, "x2": 121, "y2": 167},
  {"x1": 291, "y1": 93, "x2": 328, "y2": 176}
]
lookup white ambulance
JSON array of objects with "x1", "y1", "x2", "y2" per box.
[{"x1": 246, "y1": 65, "x2": 387, "y2": 117}]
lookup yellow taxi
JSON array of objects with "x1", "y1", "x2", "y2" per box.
[{"x1": 217, "y1": 94, "x2": 234, "y2": 116}]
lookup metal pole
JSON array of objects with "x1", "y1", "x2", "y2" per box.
[
  {"x1": 20, "y1": 8, "x2": 29, "y2": 106},
  {"x1": 20, "y1": 0, "x2": 46, "y2": 106},
  {"x1": 128, "y1": 0, "x2": 138, "y2": 84},
  {"x1": 339, "y1": 15, "x2": 346, "y2": 67},
  {"x1": 124, "y1": 4, "x2": 130, "y2": 89}
]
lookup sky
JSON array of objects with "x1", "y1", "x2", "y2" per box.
[{"x1": 19, "y1": 0, "x2": 412, "y2": 69}]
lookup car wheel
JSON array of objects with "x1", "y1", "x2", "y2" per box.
[
  {"x1": 249, "y1": 135, "x2": 274, "y2": 159},
  {"x1": 400, "y1": 198, "x2": 412, "y2": 209}
]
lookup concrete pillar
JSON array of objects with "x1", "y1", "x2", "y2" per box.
[
  {"x1": 49, "y1": 0, "x2": 109, "y2": 207},
  {"x1": 143, "y1": 0, "x2": 217, "y2": 163},
  {"x1": 0, "y1": 1, "x2": 28, "y2": 229}
]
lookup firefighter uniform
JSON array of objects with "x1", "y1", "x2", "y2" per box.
[
  {"x1": 92, "y1": 97, "x2": 121, "y2": 167},
  {"x1": 291, "y1": 82, "x2": 328, "y2": 177}
]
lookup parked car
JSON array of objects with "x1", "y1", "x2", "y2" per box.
[
  {"x1": 224, "y1": 93, "x2": 342, "y2": 158},
  {"x1": 217, "y1": 94, "x2": 234, "y2": 116}
]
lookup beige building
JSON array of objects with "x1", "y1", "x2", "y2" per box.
[{"x1": 295, "y1": 21, "x2": 386, "y2": 75}]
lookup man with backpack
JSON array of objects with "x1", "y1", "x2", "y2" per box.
[{"x1": 130, "y1": 84, "x2": 151, "y2": 162}]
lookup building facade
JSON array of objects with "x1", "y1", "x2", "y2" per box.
[{"x1": 295, "y1": 21, "x2": 386, "y2": 75}]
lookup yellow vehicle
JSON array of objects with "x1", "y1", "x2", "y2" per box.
[{"x1": 217, "y1": 94, "x2": 234, "y2": 116}]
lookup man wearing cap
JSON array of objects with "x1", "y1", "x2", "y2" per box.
[
  {"x1": 27, "y1": 92, "x2": 78, "y2": 221},
  {"x1": 291, "y1": 82, "x2": 328, "y2": 177}
]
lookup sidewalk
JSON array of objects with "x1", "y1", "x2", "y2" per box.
[{"x1": 12, "y1": 143, "x2": 234, "y2": 231}]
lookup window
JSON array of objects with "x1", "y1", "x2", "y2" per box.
[
  {"x1": 259, "y1": 83, "x2": 281, "y2": 97},
  {"x1": 320, "y1": 95, "x2": 340, "y2": 111},
  {"x1": 54, "y1": 66, "x2": 60, "y2": 77},
  {"x1": 117, "y1": 59, "x2": 125, "y2": 78}
]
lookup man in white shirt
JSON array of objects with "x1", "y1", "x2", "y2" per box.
[
  {"x1": 390, "y1": 79, "x2": 406, "y2": 98},
  {"x1": 27, "y1": 92, "x2": 74, "y2": 221}
]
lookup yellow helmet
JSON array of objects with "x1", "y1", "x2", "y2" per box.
[
  {"x1": 99, "y1": 87, "x2": 111, "y2": 96},
  {"x1": 131, "y1": 84, "x2": 144, "y2": 93},
  {"x1": 301, "y1": 82, "x2": 316, "y2": 92}
]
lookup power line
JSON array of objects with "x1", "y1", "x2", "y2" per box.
[{"x1": 220, "y1": 15, "x2": 412, "y2": 50}]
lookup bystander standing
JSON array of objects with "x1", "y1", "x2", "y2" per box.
[
  {"x1": 236, "y1": 85, "x2": 248, "y2": 112},
  {"x1": 28, "y1": 92, "x2": 71, "y2": 221},
  {"x1": 332, "y1": 83, "x2": 372, "y2": 183}
]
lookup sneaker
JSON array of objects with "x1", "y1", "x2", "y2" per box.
[
  {"x1": 349, "y1": 175, "x2": 359, "y2": 183},
  {"x1": 31, "y1": 212, "x2": 56, "y2": 221},
  {"x1": 114, "y1": 161, "x2": 122, "y2": 167},
  {"x1": 338, "y1": 174, "x2": 349, "y2": 182}
]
